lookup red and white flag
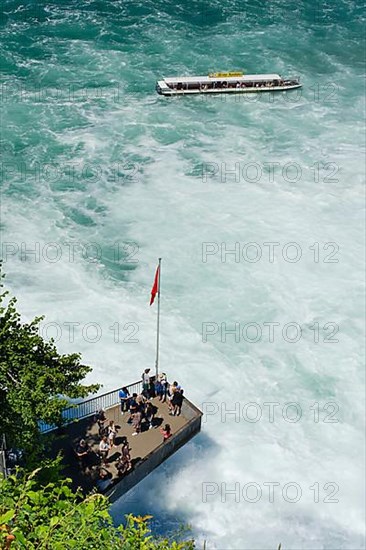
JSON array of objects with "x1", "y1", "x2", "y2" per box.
[{"x1": 150, "y1": 265, "x2": 160, "y2": 305}]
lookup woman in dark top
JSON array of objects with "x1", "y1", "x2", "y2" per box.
[
  {"x1": 75, "y1": 439, "x2": 90, "y2": 470},
  {"x1": 96, "y1": 409, "x2": 107, "y2": 436},
  {"x1": 128, "y1": 393, "x2": 138, "y2": 423},
  {"x1": 171, "y1": 390, "x2": 183, "y2": 416}
]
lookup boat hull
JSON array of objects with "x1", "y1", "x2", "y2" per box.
[{"x1": 157, "y1": 83, "x2": 302, "y2": 96}]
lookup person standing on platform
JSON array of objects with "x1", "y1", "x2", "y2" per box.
[
  {"x1": 99, "y1": 436, "x2": 110, "y2": 465},
  {"x1": 145, "y1": 401, "x2": 155, "y2": 429},
  {"x1": 155, "y1": 378, "x2": 164, "y2": 401},
  {"x1": 96, "y1": 409, "x2": 107, "y2": 436},
  {"x1": 107, "y1": 420, "x2": 117, "y2": 447},
  {"x1": 142, "y1": 368, "x2": 151, "y2": 398},
  {"x1": 171, "y1": 388, "x2": 184, "y2": 417},
  {"x1": 168, "y1": 381, "x2": 179, "y2": 413},
  {"x1": 75, "y1": 439, "x2": 90, "y2": 471},
  {"x1": 128, "y1": 393, "x2": 138, "y2": 423},
  {"x1": 131, "y1": 410, "x2": 142, "y2": 436},
  {"x1": 117, "y1": 437, "x2": 132, "y2": 475},
  {"x1": 159, "y1": 372, "x2": 168, "y2": 402},
  {"x1": 119, "y1": 386, "x2": 130, "y2": 413}
]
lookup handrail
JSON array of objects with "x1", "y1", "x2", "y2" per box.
[{"x1": 39, "y1": 380, "x2": 143, "y2": 433}]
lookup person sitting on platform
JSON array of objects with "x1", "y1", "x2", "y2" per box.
[
  {"x1": 160, "y1": 424, "x2": 172, "y2": 442},
  {"x1": 119, "y1": 386, "x2": 130, "y2": 413},
  {"x1": 94, "y1": 466, "x2": 112, "y2": 491}
]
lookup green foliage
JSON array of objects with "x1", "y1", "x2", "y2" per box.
[
  {"x1": 0, "y1": 464, "x2": 195, "y2": 549},
  {"x1": 0, "y1": 265, "x2": 100, "y2": 460}
]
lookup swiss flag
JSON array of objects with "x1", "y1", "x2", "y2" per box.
[{"x1": 150, "y1": 265, "x2": 160, "y2": 305}]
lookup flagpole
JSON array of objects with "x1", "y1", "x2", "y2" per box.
[{"x1": 155, "y1": 258, "x2": 162, "y2": 379}]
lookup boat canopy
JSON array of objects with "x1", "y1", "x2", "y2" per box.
[{"x1": 163, "y1": 73, "x2": 281, "y2": 84}]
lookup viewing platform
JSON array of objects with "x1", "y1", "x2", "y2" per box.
[{"x1": 42, "y1": 381, "x2": 202, "y2": 502}]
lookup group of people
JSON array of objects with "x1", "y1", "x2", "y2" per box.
[
  {"x1": 118, "y1": 370, "x2": 184, "y2": 436},
  {"x1": 76, "y1": 411, "x2": 132, "y2": 481},
  {"x1": 75, "y1": 371, "x2": 184, "y2": 483}
]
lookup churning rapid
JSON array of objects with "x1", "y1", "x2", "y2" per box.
[{"x1": 0, "y1": 0, "x2": 365, "y2": 548}]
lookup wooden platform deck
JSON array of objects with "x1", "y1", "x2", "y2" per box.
[{"x1": 48, "y1": 395, "x2": 202, "y2": 500}]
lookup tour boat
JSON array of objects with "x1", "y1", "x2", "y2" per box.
[{"x1": 156, "y1": 71, "x2": 301, "y2": 96}]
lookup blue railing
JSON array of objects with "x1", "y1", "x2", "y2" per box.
[{"x1": 40, "y1": 380, "x2": 142, "y2": 433}]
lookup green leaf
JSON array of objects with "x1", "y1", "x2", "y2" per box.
[
  {"x1": 0, "y1": 509, "x2": 15, "y2": 524},
  {"x1": 14, "y1": 530, "x2": 28, "y2": 546},
  {"x1": 50, "y1": 516, "x2": 59, "y2": 527}
]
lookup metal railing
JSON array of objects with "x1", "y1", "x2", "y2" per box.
[{"x1": 39, "y1": 380, "x2": 142, "y2": 433}]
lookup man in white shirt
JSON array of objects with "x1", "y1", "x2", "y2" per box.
[{"x1": 99, "y1": 436, "x2": 110, "y2": 464}]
